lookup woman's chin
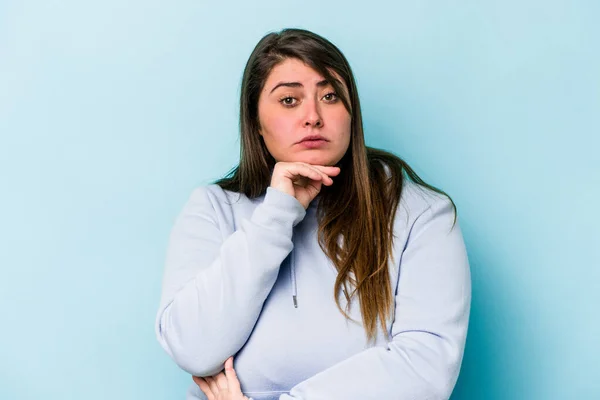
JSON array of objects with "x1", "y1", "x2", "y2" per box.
[{"x1": 289, "y1": 154, "x2": 339, "y2": 166}]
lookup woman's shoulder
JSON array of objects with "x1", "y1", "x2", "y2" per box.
[
  {"x1": 187, "y1": 183, "x2": 262, "y2": 212},
  {"x1": 400, "y1": 177, "x2": 450, "y2": 206},
  {"x1": 396, "y1": 175, "x2": 455, "y2": 223},
  {"x1": 203, "y1": 183, "x2": 245, "y2": 201},
  {"x1": 378, "y1": 160, "x2": 447, "y2": 210}
]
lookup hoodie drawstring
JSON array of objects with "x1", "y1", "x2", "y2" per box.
[
  {"x1": 290, "y1": 228, "x2": 298, "y2": 308},
  {"x1": 290, "y1": 246, "x2": 298, "y2": 308}
]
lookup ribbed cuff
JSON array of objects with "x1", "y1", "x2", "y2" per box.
[{"x1": 250, "y1": 187, "x2": 306, "y2": 230}]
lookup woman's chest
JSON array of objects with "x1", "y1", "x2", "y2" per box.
[{"x1": 232, "y1": 222, "x2": 397, "y2": 395}]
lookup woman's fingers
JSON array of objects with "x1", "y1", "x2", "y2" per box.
[
  {"x1": 286, "y1": 163, "x2": 337, "y2": 186},
  {"x1": 224, "y1": 356, "x2": 243, "y2": 393},
  {"x1": 213, "y1": 371, "x2": 229, "y2": 391},
  {"x1": 270, "y1": 162, "x2": 341, "y2": 208},
  {"x1": 302, "y1": 163, "x2": 340, "y2": 184},
  {"x1": 193, "y1": 357, "x2": 246, "y2": 400},
  {"x1": 205, "y1": 376, "x2": 220, "y2": 395},
  {"x1": 192, "y1": 376, "x2": 214, "y2": 400},
  {"x1": 302, "y1": 164, "x2": 341, "y2": 186},
  {"x1": 312, "y1": 164, "x2": 341, "y2": 175},
  {"x1": 286, "y1": 163, "x2": 328, "y2": 184}
]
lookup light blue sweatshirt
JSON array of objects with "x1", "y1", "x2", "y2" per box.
[{"x1": 155, "y1": 177, "x2": 471, "y2": 400}]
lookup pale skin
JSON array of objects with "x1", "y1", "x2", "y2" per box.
[{"x1": 194, "y1": 57, "x2": 352, "y2": 399}]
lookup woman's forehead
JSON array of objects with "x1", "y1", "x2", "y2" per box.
[{"x1": 265, "y1": 58, "x2": 345, "y2": 88}]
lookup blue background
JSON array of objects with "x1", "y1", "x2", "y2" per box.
[{"x1": 1, "y1": 1, "x2": 598, "y2": 399}]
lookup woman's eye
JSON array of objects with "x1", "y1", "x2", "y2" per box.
[
  {"x1": 323, "y1": 92, "x2": 338, "y2": 102},
  {"x1": 280, "y1": 97, "x2": 297, "y2": 106}
]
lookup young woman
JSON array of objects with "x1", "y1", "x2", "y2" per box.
[{"x1": 155, "y1": 28, "x2": 471, "y2": 400}]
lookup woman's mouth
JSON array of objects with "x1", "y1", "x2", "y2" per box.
[{"x1": 298, "y1": 139, "x2": 328, "y2": 148}]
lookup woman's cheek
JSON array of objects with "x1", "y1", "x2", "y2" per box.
[
  {"x1": 330, "y1": 111, "x2": 352, "y2": 139},
  {"x1": 269, "y1": 115, "x2": 296, "y2": 141}
]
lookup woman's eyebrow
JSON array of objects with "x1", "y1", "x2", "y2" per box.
[{"x1": 269, "y1": 79, "x2": 339, "y2": 94}]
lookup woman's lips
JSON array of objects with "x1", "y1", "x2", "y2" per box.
[{"x1": 298, "y1": 139, "x2": 328, "y2": 148}]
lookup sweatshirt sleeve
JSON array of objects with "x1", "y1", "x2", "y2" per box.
[
  {"x1": 280, "y1": 195, "x2": 471, "y2": 400},
  {"x1": 155, "y1": 186, "x2": 306, "y2": 377}
]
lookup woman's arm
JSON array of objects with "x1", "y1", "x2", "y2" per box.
[
  {"x1": 280, "y1": 195, "x2": 471, "y2": 400},
  {"x1": 156, "y1": 186, "x2": 306, "y2": 377}
]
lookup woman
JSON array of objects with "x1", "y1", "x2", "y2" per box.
[{"x1": 155, "y1": 28, "x2": 471, "y2": 400}]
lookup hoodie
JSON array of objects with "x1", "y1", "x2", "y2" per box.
[{"x1": 155, "y1": 177, "x2": 471, "y2": 400}]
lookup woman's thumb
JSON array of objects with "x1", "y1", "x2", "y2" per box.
[{"x1": 224, "y1": 356, "x2": 242, "y2": 392}]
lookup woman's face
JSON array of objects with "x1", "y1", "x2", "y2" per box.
[{"x1": 257, "y1": 58, "x2": 351, "y2": 166}]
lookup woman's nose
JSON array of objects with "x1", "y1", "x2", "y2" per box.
[
  {"x1": 303, "y1": 99, "x2": 323, "y2": 127},
  {"x1": 304, "y1": 118, "x2": 322, "y2": 127}
]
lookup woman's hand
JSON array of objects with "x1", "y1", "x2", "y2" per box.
[
  {"x1": 193, "y1": 356, "x2": 249, "y2": 400},
  {"x1": 270, "y1": 161, "x2": 341, "y2": 209}
]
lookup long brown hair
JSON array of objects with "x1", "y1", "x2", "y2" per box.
[{"x1": 216, "y1": 28, "x2": 456, "y2": 343}]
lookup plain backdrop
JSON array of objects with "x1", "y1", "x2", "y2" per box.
[{"x1": 1, "y1": 1, "x2": 598, "y2": 399}]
